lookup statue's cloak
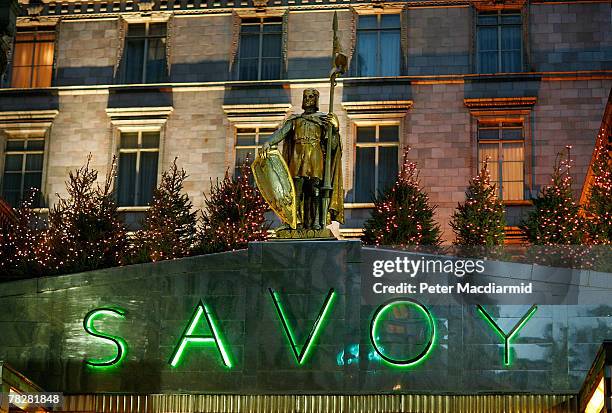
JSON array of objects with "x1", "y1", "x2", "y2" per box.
[{"x1": 281, "y1": 112, "x2": 344, "y2": 224}]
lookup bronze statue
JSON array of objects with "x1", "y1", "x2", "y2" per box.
[
  {"x1": 260, "y1": 89, "x2": 344, "y2": 234},
  {"x1": 251, "y1": 12, "x2": 347, "y2": 239}
]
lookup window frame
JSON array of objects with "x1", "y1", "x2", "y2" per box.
[
  {"x1": 236, "y1": 16, "x2": 283, "y2": 81},
  {"x1": 10, "y1": 28, "x2": 56, "y2": 88},
  {"x1": 109, "y1": 120, "x2": 167, "y2": 211},
  {"x1": 116, "y1": 128, "x2": 161, "y2": 207},
  {"x1": 121, "y1": 21, "x2": 168, "y2": 84},
  {"x1": 233, "y1": 124, "x2": 278, "y2": 176},
  {"x1": 0, "y1": 134, "x2": 46, "y2": 208},
  {"x1": 476, "y1": 10, "x2": 523, "y2": 74},
  {"x1": 349, "y1": 120, "x2": 402, "y2": 207},
  {"x1": 353, "y1": 12, "x2": 402, "y2": 78},
  {"x1": 477, "y1": 120, "x2": 526, "y2": 201}
]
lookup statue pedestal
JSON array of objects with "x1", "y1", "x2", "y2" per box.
[{"x1": 274, "y1": 227, "x2": 336, "y2": 240}]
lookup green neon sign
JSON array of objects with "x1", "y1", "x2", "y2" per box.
[
  {"x1": 169, "y1": 300, "x2": 233, "y2": 368},
  {"x1": 370, "y1": 299, "x2": 436, "y2": 368},
  {"x1": 83, "y1": 307, "x2": 127, "y2": 368},
  {"x1": 269, "y1": 288, "x2": 336, "y2": 365},
  {"x1": 477, "y1": 304, "x2": 538, "y2": 366}
]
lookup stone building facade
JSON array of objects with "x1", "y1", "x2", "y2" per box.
[{"x1": 0, "y1": 0, "x2": 610, "y2": 241}]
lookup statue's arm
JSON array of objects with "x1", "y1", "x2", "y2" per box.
[{"x1": 265, "y1": 120, "x2": 293, "y2": 148}]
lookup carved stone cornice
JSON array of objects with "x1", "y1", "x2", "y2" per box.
[
  {"x1": 463, "y1": 97, "x2": 537, "y2": 109},
  {"x1": 342, "y1": 100, "x2": 413, "y2": 118},
  {"x1": 469, "y1": 0, "x2": 527, "y2": 11},
  {"x1": 222, "y1": 103, "x2": 292, "y2": 122}
]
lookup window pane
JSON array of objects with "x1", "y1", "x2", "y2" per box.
[
  {"x1": 357, "y1": 126, "x2": 376, "y2": 143},
  {"x1": 4, "y1": 155, "x2": 23, "y2": 172},
  {"x1": 478, "y1": 128, "x2": 499, "y2": 140},
  {"x1": 12, "y1": 41, "x2": 35, "y2": 67},
  {"x1": 502, "y1": 181, "x2": 523, "y2": 201},
  {"x1": 25, "y1": 154, "x2": 43, "y2": 171},
  {"x1": 380, "y1": 31, "x2": 400, "y2": 76},
  {"x1": 149, "y1": 23, "x2": 167, "y2": 37},
  {"x1": 125, "y1": 39, "x2": 145, "y2": 83},
  {"x1": 239, "y1": 34, "x2": 259, "y2": 59},
  {"x1": 236, "y1": 132, "x2": 256, "y2": 146},
  {"x1": 127, "y1": 23, "x2": 146, "y2": 37},
  {"x1": 139, "y1": 152, "x2": 158, "y2": 205},
  {"x1": 239, "y1": 58, "x2": 258, "y2": 81},
  {"x1": 263, "y1": 22, "x2": 282, "y2": 33},
  {"x1": 379, "y1": 125, "x2": 399, "y2": 142},
  {"x1": 354, "y1": 147, "x2": 375, "y2": 203},
  {"x1": 121, "y1": 133, "x2": 138, "y2": 149},
  {"x1": 502, "y1": 142, "x2": 523, "y2": 162},
  {"x1": 358, "y1": 15, "x2": 377, "y2": 29},
  {"x1": 478, "y1": 14, "x2": 498, "y2": 25},
  {"x1": 26, "y1": 139, "x2": 45, "y2": 150},
  {"x1": 262, "y1": 33, "x2": 281, "y2": 58},
  {"x1": 501, "y1": 14, "x2": 521, "y2": 24},
  {"x1": 261, "y1": 58, "x2": 281, "y2": 80},
  {"x1": 501, "y1": 50, "x2": 521, "y2": 73},
  {"x1": 378, "y1": 146, "x2": 398, "y2": 194},
  {"x1": 501, "y1": 26, "x2": 521, "y2": 50},
  {"x1": 11, "y1": 67, "x2": 33, "y2": 88},
  {"x1": 381, "y1": 14, "x2": 401, "y2": 29},
  {"x1": 2, "y1": 173, "x2": 21, "y2": 191},
  {"x1": 478, "y1": 143, "x2": 500, "y2": 189},
  {"x1": 235, "y1": 148, "x2": 255, "y2": 167},
  {"x1": 259, "y1": 128, "x2": 276, "y2": 143},
  {"x1": 23, "y1": 172, "x2": 42, "y2": 193},
  {"x1": 117, "y1": 153, "x2": 137, "y2": 206},
  {"x1": 356, "y1": 32, "x2": 377, "y2": 77},
  {"x1": 478, "y1": 26, "x2": 498, "y2": 51},
  {"x1": 6, "y1": 140, "x2": 25, "y2": 151},
  {"x1": 146, "y1": 38, "x2": 167, "y2": 83},
  {"x1": 142, "y1": 132, "x2": 160, "y2": 148},
  {"x1": 502, "y1": 128, "x2": 522, "y2": 140}
]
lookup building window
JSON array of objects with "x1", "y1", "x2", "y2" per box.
[
  {"x1": 11, "y1": 30, "x2": 55, "y2": 88},
  {"x1": 122, "y1": 22, "x2": 167, "y2": 84},
  {"x1": 478, "y1": 121, "x2": 524, "y2": 201},
  {"x1": 353, "y1": 124, "x2": 399, "y2": 203},
  {"x1": 353, "y1": 14, "x2": 401, "y2": 77},
  {"x1": 117, "y1": 131, "x2": 160, "y2": 206},
  {"x1": 237, "y1": 17, "x2": 282, "y2": 81},
  {"x1": 476, "y1": 11, "x2": 522, "y2": 73},
  {"x1": 1, "y1": 136, "x2": 44, "y2": 207},
  {"x1": 234, "y1": 126, "x2": 276, "y2": 176}
]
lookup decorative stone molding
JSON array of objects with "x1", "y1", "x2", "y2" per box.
[
  {"x1": 0, "y1": 110, "x2": 59, "y2": 136},
  {"x1": 113, "y1": 16, "x2": 128, "y2": 78},
  {"x1": 137, "y1": 0, "x2": 155, "y2": 11},
  {"x1": 26, "y1": 3, "x2": 44, "y2": 16},
  {"x1": 106, "y1": 106, "x2": 173, "y2": 127},
  {"x1": 222, "y1": 103, "x2": 292, "y2": 123},
  {"x1": 347, "y1": 7, "x2": 357, "y2": 71},
  {"x1": 228, "y1": 10, "x2": 240, "y2": 73},
  {"x1": 253, "y1": 0, "x2": 268, "y2": 8},
  {"x1": 400, "y1": 5, "x2": 408, "y2": 73},
  {"x1": 463, "y1": 97, "x2": 537, "y2": 109},
  {"x1": 470, "y1": 0, "x2": 527, "y2": 11},
  {"x1": 282, "y1": 9, "x2": 288, "y2": 74},
  {"x1": 342, "y1": 100, "x2": 413, "y2": 118},
  {"x1": 166, "y1": 14, "x2": 174, "y2": 76}
]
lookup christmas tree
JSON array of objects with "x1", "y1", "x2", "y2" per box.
[
  {"x1": 44, "y1": 156, "x2": 128, "y2": 274},
  {"x1": 585, "y1": 138, "x2": 612, "y2": 244},
  {"x1": 450, "y1": 161, "x2": 505, "y2": 246},
  {"x1": 0, "y1": 192, "x2": 47, "y2": 278},
  {"x1": 132, "y1": 159, "x2": 197, "y2": 262},
  {"x1": 523, "y1": 147, "x2": 586, "y2": 245},
  {"x1": 362, "y1": 148, "x2": 441, "y2": 246},
  {"x1": 196, "y1": 162, "x2": 269, "y2": 254}
]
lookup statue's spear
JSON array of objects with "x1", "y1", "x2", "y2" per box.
[{"x1": 321, "y1": 11, "x2": 347, "y2": 227}]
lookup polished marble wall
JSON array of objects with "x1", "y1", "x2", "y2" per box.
[{"x1": 0, "y1": 241, "x2": 610, "y2": 394}]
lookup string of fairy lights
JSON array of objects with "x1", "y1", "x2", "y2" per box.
[{"x1": 1, "y1": 127, "x2": 612, "y2": 276}]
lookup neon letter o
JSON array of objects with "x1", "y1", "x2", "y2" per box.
[{"x1": 370, "y1": 299, "x2": 436, "y2": 367}]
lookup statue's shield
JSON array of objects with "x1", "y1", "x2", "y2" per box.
[{"x1": 252, "y1": 148, "x2": 297, "y2": 229}]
